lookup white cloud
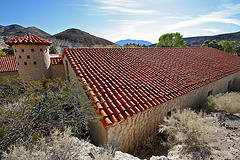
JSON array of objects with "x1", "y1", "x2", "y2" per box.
[
  {"x1": 109, "y1": 20, "x2": 155, "y2": 34},
  {"x1": 166, "y1": 3, "x2": 240, "y2": 30},
  {"x1": 94, "y1": 0, "x2": 157, "y2": 15},
  {"x1": 99, "y1": 6, "x2": 156, "y2": 15},
  {"x1": 198, "y1": 28, "x2": 221, "y2": 33},
  {"x1": 95, "y1": 0, "x2": 141, "y2": 8}
]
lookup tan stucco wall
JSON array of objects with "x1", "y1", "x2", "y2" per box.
[
  {"x1": 12, "y1": 44, "x2": 51, "y2": 81},
  {"x1": 50, "y1": 64, "x2": 65, "y2": 79},
  {"x1": 104, "y1": 71, "x2": 240, "y2": 153},
  {"x1": 0, "y1": 71, "x2": 18, "y2": 77}
]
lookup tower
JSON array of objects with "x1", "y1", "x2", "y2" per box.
[{"x1": 5, "y1": 34, "x2": 52, "y2": 81}]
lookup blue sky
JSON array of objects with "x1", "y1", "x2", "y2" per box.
[{"x1": 1, "y1": 0, "x2": 240, "y2": 43}]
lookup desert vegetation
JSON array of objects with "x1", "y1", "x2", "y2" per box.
[
  {"x1": 0, "y1": 76, "x2": 97, "y2": 158},
  {"x1": 205, "y1": 92, "x2": 240, "y2": 114},
  {"x1": 1, "y1": 75, "x2": 239, "y2": 159},
  {"x1": 133, "y1": 91, "x2": 240, "y2": 159},
  {"x1": 159, "y1": 109, "x2": 213, "y2": 148},
  {"x1": 2, "y1": 127, "x2": 117, "y2": 160}
]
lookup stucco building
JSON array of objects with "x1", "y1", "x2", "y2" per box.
[{"x1": 2, "y1": 34, "x2": 240, "y2": 152}]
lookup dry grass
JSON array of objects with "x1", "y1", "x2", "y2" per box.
[
  {"x1": 159, "y1": 109, "x2": 213, "y2": 149},
  {"x1": 206, "y1": 92, "x2": 240, "y2": 114},
  {"x1": 2, "y1": 127, "x2": 116, "y2": 160}
]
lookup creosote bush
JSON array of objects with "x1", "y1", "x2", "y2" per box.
[
  {"x1": 159, "y1": 109, "x2": 213, "y2": 148},
  {"x1": 0, "y1": 75, "x2": 97, "y2": 154},
  {"x1": 205, "y1": 92, "x2": 240, "y2": 114}
]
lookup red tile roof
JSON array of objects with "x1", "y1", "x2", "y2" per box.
[
  {"x1": 5, "y1": 34, "x2": 52, "y2": 46},
  {"x1": 0, "y1": 55, "x2": 18, "y2": 72},
  {"x1": 50, "y1": 57, "x2": 63, "y2": 65},
  {"x1": 65, "y1": 47, "x2": 240, "y2": 128}
]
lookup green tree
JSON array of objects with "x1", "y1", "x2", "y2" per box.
[
  {"x1": 218, "y1": 40, "x2": 236, "y2": 53},
  {"x1": 142, "y1": 44, "x2": 148, "y2": 48},
  {"x1": 2, "y1": 46, "x2": 14, "y2": 55},
  {"x1": 0, "y1": 51, "x2": 6, "y2": 56},
  {"x1": 201, "y1": 40, "x2": 210, "y2": 47},
  {"x1": 49, "y1": 45, "x2": 58, "y2": 54},
  {"x1": 201, "y1": 40, "x2": 223, "y2": 51},
  {"x1": 0, "y1": 76, "x2": 96, "y2": 152},
  {"x1": 156, "y1": 32, "x2": 186, "y2": 47},
  {"x1": 234, "y1": 45, "x2": 240, "y2": 56}
]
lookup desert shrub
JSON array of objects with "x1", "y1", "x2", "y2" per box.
[
  {"x1": 205, "y1": 92, "x2": 240, "y2": 114},
  {"x1": 159, "y1": 109, "x2": 212, "y2": 148},
  {"x1": 2, "y1": 127, "x2": 116, "y2": 160},
  {"x1": 0, "y1": 76, "x2": 96, "y2": 153}
]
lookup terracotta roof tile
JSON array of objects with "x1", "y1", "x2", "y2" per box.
[
  {"x1": 50, "y1": 57, "x2": 63, "y2": 65},
  {"x1": 63, "y1": 47, "x2": 240, "y2": 129},
  {"x1": 5, "y1": 34, "x2": 52, "y2": 46},
  {"x1": 0, "y1": 55, "x2": 18, "y2": 72}
]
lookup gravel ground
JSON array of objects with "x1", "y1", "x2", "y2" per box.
[{"x1": 179, "y1": 112, "x2": 240, "y2": 160}]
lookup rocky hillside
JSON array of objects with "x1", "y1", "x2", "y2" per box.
[
  {"x1": 0, "y1": 24, "x2": 114, "y2": 52},
  {"x1": 184, "y1": 31, "x2": 240, "y2": 47},
  {"x1": 0, "y1": 24, "x2": 50, "y2": 37},
  {"x1": 49, "y1": 28, "x2": 114, "y2": 48},
  {"x1": 149, "y1": 31, "x2": 240, "y2": 47}
]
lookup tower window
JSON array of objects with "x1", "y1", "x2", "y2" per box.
[
  {"x1": 33, "y1": 61, "x2": 37, "y2": 65},
  {"x1": 15, "y1": 49, "x2": 17, "y2": 52},
  {"x1": 40, "y1": 49, "x2": 43, "y2": 52},
  {"x1": 24, "y1": 62, "x2": 27, "y2": 65},
  {"x1": 19, "y1": 56, "x2": 22, "y2": 59},
  {"x1": 31, "y1": 49, "x2": 34, "y2": 52},
  {"x1": 21, "y1": 49, "x2": 24, "y2": 52},
  {"x1": 27, "y1": 55, "x2": 30, "y2": 59}
]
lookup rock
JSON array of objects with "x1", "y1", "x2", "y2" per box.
[
  {"x1": 150, "y1": 155, "x2": 169, "y2": 160},
  {"x1": 167, "y1": 144, "x2": 183, "y2": 159},
  {"x1": 114, "y1": 151, "x2": 141, "y2": 160}
]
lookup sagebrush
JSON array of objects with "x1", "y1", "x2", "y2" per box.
[{"x1": 159, "y1": 109, "x2": 213, "y2": 148}]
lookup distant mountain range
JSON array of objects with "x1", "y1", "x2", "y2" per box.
[
  {"x1": 0, "y1": 24, "x2": 50, "y2": 37},
  {"x1": 1, "y1": 24, "x2": 240, "y2": 50},
  {"x1": 149, "y1": 31, "x2": 240, "y2": 47},
  {"x1": 115, "y1": 39, "x2": 152, "y2": 46},
  {"x1": 0, "y1": 24, "x2": 114, "y2": 52}
]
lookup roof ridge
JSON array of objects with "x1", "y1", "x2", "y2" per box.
[{"x1": 5, "y1": 34, "x2": 52, "y2": 46}]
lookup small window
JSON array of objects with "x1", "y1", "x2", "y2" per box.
[
  {"x1": 40, "y1": 49, "x2": 43, "y2": 52},
  {"x1": 21, "y1": 49, "x2": 24, "y2": 52},
  {"x1": 24, "y1": 62, "x2": 27, "y2": 65},
  {"x1": 17, "y1": 62, "x2": 19, "y2": 65},
  {"x1": 15, "y1": 49, "x2": 17, "y2": 52},
  {"x1": 31, "y1": 49, "x2": 34, "y2": 52},
  {"x1": 19, "y1": 56, "x2": 22, "y2": 59},
  {"x1": 27, "y1": 55, "x2": 30, "y2": 59},
  {"x1": 208, "y1": 90, "x2": 213, "y2": 96},
  {"x1": 228, "y1": 80, "x2": 232, "y2": 89},
  {"x1": 33, "y1": 61, "x2": 37, "y2": 65}
]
